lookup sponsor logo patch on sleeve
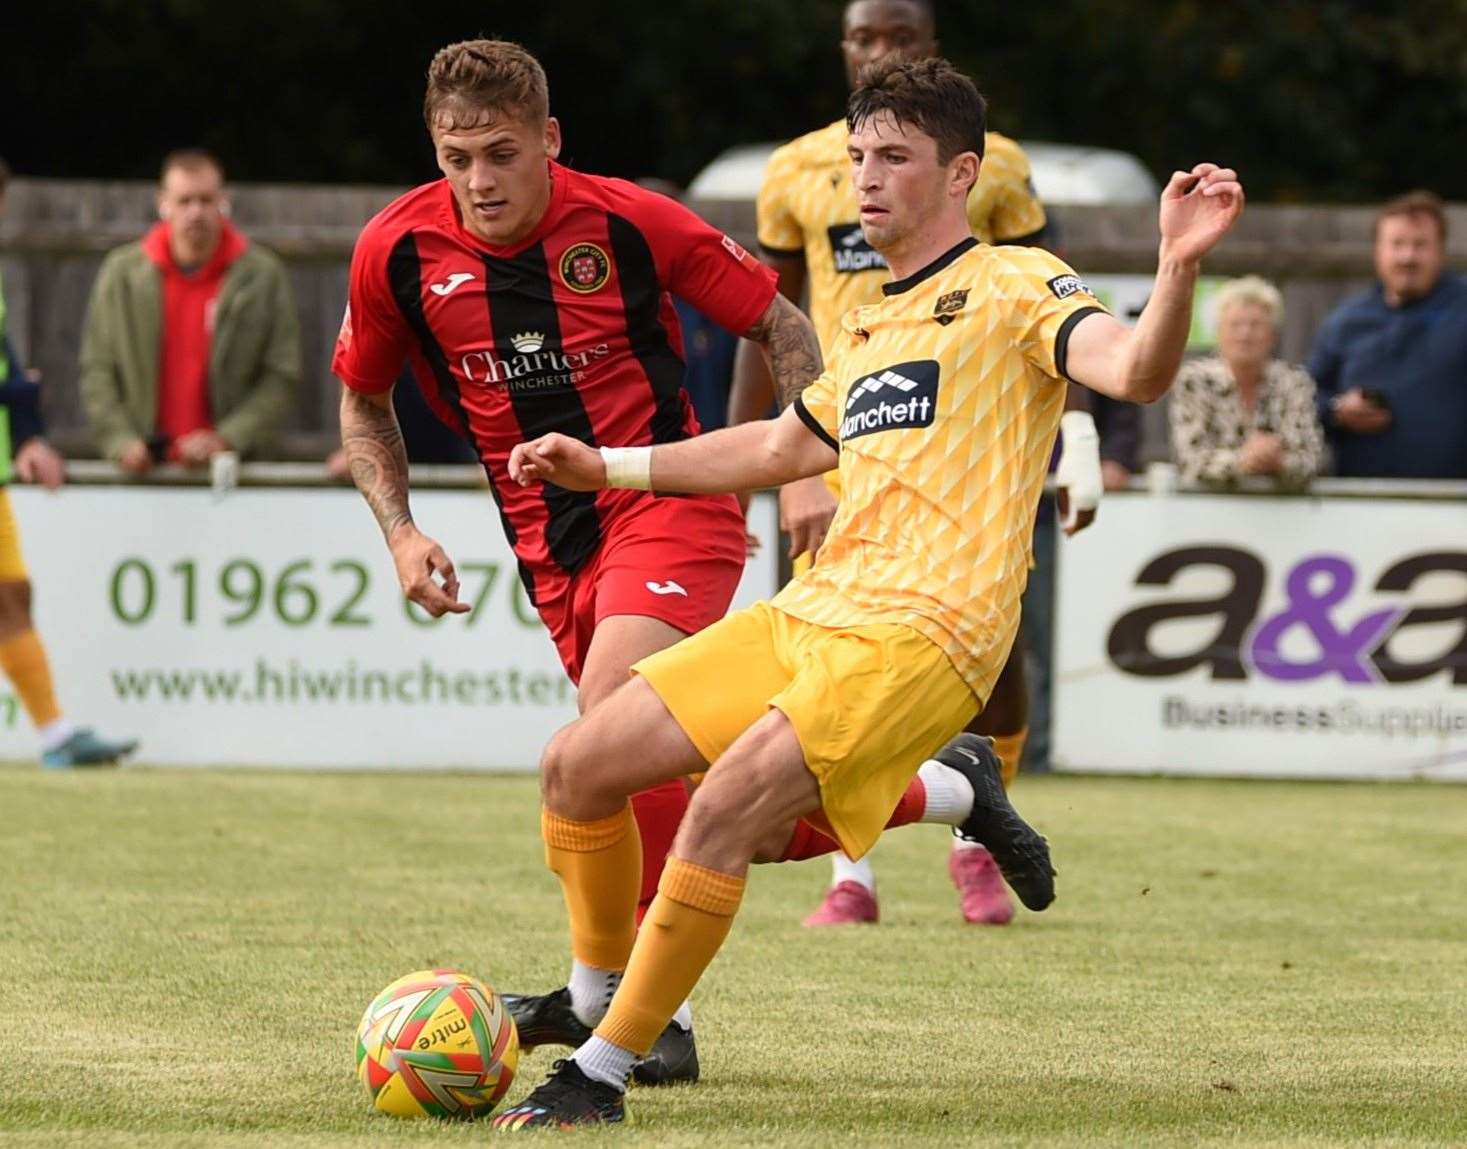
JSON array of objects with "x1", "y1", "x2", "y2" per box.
[
  {"x1": 1047, "y1": 274, "x2": 1093, "y2": 300},
  {"x1": 721, "y1": 234, "x2": 749, "y2": 262}
]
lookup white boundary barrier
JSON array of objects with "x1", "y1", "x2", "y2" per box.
[
  {"x1": 2, "y1": 468, "x2": 778, "y2": 770},
  {"x1": 11, "y1": 466, "x2": 1463, "y2": 782},
  {"x1": 1053, "y1": 484, "x2": 1467, "y2": 781}
]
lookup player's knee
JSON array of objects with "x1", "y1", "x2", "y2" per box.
[
  {"x1": 0, "y1": 579, "x2": 32, "y2": 637},
  {"x1": 538, "y1": 724, "x2": 585, "y2": 810}
]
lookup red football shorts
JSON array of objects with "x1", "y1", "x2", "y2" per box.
[{"x1": 534, "y1": 493, "x2": 747, "y2": 684}]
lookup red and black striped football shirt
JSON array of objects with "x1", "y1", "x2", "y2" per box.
[{"x1": 333, "y1": 163, "x2": 776, "y2": 583}]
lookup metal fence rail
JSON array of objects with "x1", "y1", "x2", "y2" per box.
[{"x1": 57, "y1": 461, "x2": 1467, "y2": 502}]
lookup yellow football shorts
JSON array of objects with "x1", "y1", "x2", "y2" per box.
[
  {"x1": 0, "y1": 490, "x2": 29, "y2": 582},
  {"x1": 634, "y1": 600, "x2": 978, "y2": 860}
]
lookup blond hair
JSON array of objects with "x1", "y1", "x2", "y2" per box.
[
  {"x1": 1214, "y1": 276, "x2": 1283, "y2": 329},
  {"x1": 423, "y1": 40, "x2": 549, "y2": 132}
]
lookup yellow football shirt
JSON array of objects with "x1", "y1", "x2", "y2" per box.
[
  {"x1": 771, "y1": 239, "x2": 1107, "y2": 702},
  {"x1": 757, "y1": 118, "x2": 1047, "y2": 356}
]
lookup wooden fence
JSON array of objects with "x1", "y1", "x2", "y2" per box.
[{"x1": 2, "y1": 178, "x2": 1462, "y2": 461}]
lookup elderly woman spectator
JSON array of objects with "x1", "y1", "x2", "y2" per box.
[{"x1": 1169, "y1": 277, "x2": 1324, "y2": 485}]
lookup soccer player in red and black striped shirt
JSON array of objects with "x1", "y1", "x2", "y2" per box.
[{"x1": 334, "y1": 40, "x2": 824, "y2": 1085}]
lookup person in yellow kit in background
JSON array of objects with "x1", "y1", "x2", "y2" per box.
[{"x1": 0, "y1": 158, "x2": 138, "y2": 768}]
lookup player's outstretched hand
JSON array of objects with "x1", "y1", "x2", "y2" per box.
[
  {"x1": 508, "y1": 433, "x2": 607, "y2": 491},
  {"x1": 388, "y1": 523, "x2": 470, "y2": 617},
  {"x1": 1158, "y1": 163, "x2": 1245, "y2": 266}
]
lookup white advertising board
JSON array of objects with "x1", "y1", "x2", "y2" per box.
[
  {"x1": 1053, "y1": 494, "x2": 1467, "y2": 781},
  {"x1": 2, "y1": 487, "x2": 778, "y2": 770}
]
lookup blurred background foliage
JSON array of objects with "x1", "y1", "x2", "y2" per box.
[{"x1": 5, "y1": 0, "x2": 1465, "y2": 199}]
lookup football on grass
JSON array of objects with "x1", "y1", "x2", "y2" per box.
[{"x1": 355, "y1": 968, "x2": 519, "y2": 1119}]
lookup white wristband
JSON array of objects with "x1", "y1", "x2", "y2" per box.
[
  {"x1": 1058, "y1": 409, "x2": 1100, "y2": 449},
  {"x1": 599, "y1": 446, "x2": 653, "y2": 490},
  {"x1": 1055, "y1": 410, "x2": 1103, "y2": 528}
]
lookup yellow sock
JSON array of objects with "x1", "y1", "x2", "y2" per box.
[
  {"x1": 595, "y1": 858, "x2": 744, "y2": 1055},
  {"x1": 990, "y1": 727, "x2": 1028, "y2": 789},
  {"x1": 542, "y1": 806, "x2": 642, "y2": 971},
  {"x1": 0, "y1": 630, "x2": 61, "y2": 728}
]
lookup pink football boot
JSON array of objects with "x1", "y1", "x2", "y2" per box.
[
  {"x1": 949, "y1": 844, "x2": 1015, "y2": 925},
  {"x1": 802, "y1": 880, "x2": 879, "y2": 926}
]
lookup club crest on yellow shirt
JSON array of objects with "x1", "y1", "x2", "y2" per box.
[{"x1": 933, "y1": 289, "x2": 970, "y2": 326}]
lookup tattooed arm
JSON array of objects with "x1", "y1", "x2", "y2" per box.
[
  {"x1": 740, "y1": 290, "x2": 838, "y2": 560},
  {"x1": 740, "y1": 293, "x2": 839, "y2": 559},
  {"x1": 340, "y1": 384, "x2": 468, "y2": 617},
  {"x1": 742, "y1": 293, "x2": 824, "y2": 410},
  {"x1": 340, "y1": 385, "x2": 412, "y2": 540}
]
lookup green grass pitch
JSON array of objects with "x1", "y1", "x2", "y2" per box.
[{"x1": 1, "y1": 764, "x2": 1463, "y2": 1147}]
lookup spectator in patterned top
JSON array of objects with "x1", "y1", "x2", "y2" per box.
[{"x1": 1168, "y1": 276, "x2": 1323, "y2": 486}]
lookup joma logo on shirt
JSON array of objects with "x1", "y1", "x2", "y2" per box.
[
  {"x1": 827, "y1": 224, "x2": 888, "y2": 274},
  {"x1": 840, "y1": 360, "x2": 940, "y2": 441}
]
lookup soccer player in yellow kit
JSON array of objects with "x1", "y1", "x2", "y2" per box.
[
  {"x1": 493, "y1": 57, "x2": 1242, "y2": 1127},
  {"x1": 730, "y1": 0, "x2": 1102, "y2": 927},
  {"x1": 0, "y1": 160, "x2": 137, "y2": 769}
]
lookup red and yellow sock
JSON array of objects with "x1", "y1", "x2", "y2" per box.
[
  {"x1": 0, "y1": 630, "x2": 61, "y2": 729},
  {"x1": 595, "y1": 858, "x2": 744, "y2": 1056},
  {"x1": 542, "y1": 805, "x2": 642, "y2": 971}
]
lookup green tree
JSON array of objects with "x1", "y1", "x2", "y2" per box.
[{"x1": 2, "y1": 0, "x2": 1462, "y2": 200}]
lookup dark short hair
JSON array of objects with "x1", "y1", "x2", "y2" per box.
[
  {"x1": 424, "y1": 39, "x2": 549, "y2": 132},
  {"x1": 0, "y1": 155, "x2": 10, "y2": 194},
  {"x1": 847, "y1": 56, "x2": 986, "y2": 164},
  {"x1": 160, "y1": 148, "x2": 225, "y2": 184},
  {"x1": 1375, "y1": 189, "x2": 1447, "y2": 242}
]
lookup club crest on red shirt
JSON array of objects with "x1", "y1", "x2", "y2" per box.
[{"x1": 560, "y1": 242, "x2": 611, "y2": 293}]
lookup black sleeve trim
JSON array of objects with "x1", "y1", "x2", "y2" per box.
[
  {"x1": 793, "y1": 396, "x2": 840, "y2": 453},
  {"x1": 758, "y1": 241, "x2": 806, "y2": 258},
  {"x1": 1055, "y1": 305, "x2": 1108, "y2": 384}
]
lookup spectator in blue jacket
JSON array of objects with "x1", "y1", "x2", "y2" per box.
[{"x1": 1308, "y1": 191, "x2": 1467, "y2": 479}]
